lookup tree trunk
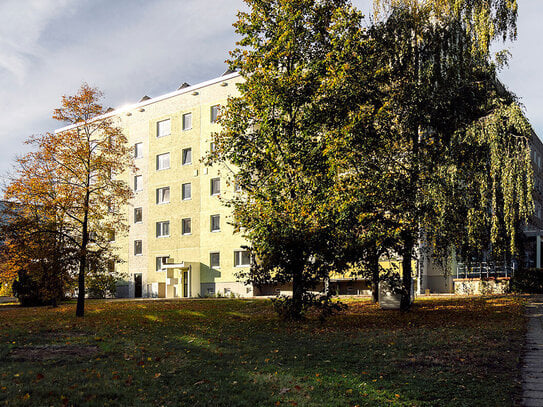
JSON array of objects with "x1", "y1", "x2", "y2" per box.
[
  {"x1": 400, "y1": 235, "x2": 414, "y2": 311},
  {"x1": 291, "y1": 268, "x2": 304, "y2": 320},
  {"x1": 75, "y1": 251, "x2": 86, "y2": 317},
  {"x1": 370, "y1": 246, "x2": 380, "y2": 304},
  {"x1": 76, "y1": 195, "x2": 89, "y2": 318}
]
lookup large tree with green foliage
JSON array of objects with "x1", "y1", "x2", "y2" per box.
[
  {"x1": 363, "y1": 0, "x2": 532, "y2": 309},
  {"x1": 210, "y1": 0, "x2": 369, "y2": 319}
]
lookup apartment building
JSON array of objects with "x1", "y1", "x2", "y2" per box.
[{"x1": 102, "y1": 71, "x2": 254, "y2": 298}]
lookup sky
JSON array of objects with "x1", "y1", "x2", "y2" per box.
[{"x1": 0, "y1": 0, "x2": 541, "y2": 182}]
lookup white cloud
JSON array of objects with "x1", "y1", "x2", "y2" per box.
[{"x1": 0, "y1": 0, "x2": 75, "y2": 81}]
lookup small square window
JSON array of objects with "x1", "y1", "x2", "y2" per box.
[
  {"x1": 182, "y1": 183, "x2": 192, "y2": 200},
  {"x1": 182, "y1": 148, "x2": 192, "y2": 165},
  {"x1": 210, "y1": 252, "x2": 220, "y2": 268},
  {"x1": 156, "y1": 256, "x2": 169, "y2": 271},
  {"x1": 210, "y1": 214, "x2": 220, "y2": 232},
  {"x1": 134, "y1": 142, "x2": 143, "y2": 158},
  {"x1": 156, "y1": 187, "x2": 170, "y2": 204},
  {"x1": 134, "y1": 207, "x2": 143, "y2": 223},
  {"x1": 182, "y1": 218, "x2": 192, "y2": 235},
  {"x1": 234, "y1": 250, "x2": 250, "y2": 267},
  {"x1": 156, "y1": 221, "x2": 170, "y2": 237},
  {"x1": 156, "y1": 153, "x2": 170, "y2": 170},
  {"x1": 134, "y1": 240, "x2": 142, "y2": 255},
  {"x1": 182, "y1": 113, "x2": 192, "y2": 130},
  {"x1": 134, "y1": 175, "x2": 143, "y2": 192},
  {"x1": 210, "y1": 105, "x2": 220, "y2": 123},
  {"x1": 157, "y1": 119, "x2": 171, "y2": 138},
  {"x1": 211, "y1": 178, "x2": 220, "y2": 195}
]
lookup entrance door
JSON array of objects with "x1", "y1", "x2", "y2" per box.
[
  {"x1": 183, "y1": 271, "x2": 189, "y2": 298},
  {"x1": 134, "y1": 274, "x2": 142, "y2": 298}
]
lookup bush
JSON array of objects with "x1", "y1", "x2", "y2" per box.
[
  {"x1": 12, "y1": 268, "x2": 66, "y2": 307},
  {"x1": 271, "y1": 292, "x2": 347, "y2": 321},
  {"x1": 510, "y1": 268, "x2": 543, "y2": 293}
]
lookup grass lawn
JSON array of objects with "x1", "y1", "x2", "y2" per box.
[{"x1": 0, "y1": 295, "x2": 526, "y2": 406}]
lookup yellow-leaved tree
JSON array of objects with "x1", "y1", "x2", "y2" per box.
[{"x1": 3, "y1": 84, "x2": 134, "y2": 316}]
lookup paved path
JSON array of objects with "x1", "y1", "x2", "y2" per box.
[{"x1": 523, "y1": 296, "x2": 543, "y2": 406}]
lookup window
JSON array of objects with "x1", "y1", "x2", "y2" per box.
[
  {"x1": 156, "y1": 221, "x2": 170, "y2": 237},
  {"x1": 182, "y1": 113, "x2": 192, "y2": 130},
  {"x1": 134, "y1": 207, "x2": 143, "y2": 223},
  {"x1": 134, "y1": 175, "x2": 143, "y2": 192},
  {"x1": 211, "y1": 178, "x2": 220, "y2": 195},
  {"x1": 182, "y1": 183, "x2": 191, "y2": 200},
  {"x1": 156, "y1": 256, "x2": 169, "y2": 271},
  {"x1": 156, "y1": 187, "x2": 170, "y2": 204},
  {"x1": 210, "y1": 142, "x2": 217, "y2": 152},
  {"x1": 210, "y1": 252, "x2": 220, "y2": 268},
  {"x1": 134, "y1": 142, "x2": 143, "y2": 158},
  {"x1": 182, "y1": 148, "x2": 192, "y2": 165},
  {"x1": 210, "y1": 105, "x2": 220, "y2": 123},
  {"x1": 156, "y1": 152, "x2": 170, "y2": 170},
  {"x1": 234, "y1": 250, "x2": 250, "y2": 267},
  {"x1": 134, "y1": 240, "x2": 142, "y2": 255},
  {"x1": 234, "y1": 175, "x2": 241, "y2": 192},
  {"x1": 182, "y1": 218, "x2": 192, "y2": 235},
  {"x1": 210, "y1": 214, "x2": 220, "y2": 232},
  {"x1": 157, "y1": 119, "x2": 171, "y2": 137},
  {"x1": 108, "y1": 230, "x2": 115, "y2": 242}
]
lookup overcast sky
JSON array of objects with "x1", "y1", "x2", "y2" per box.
[{"x1": 0, "y1": 0, "x2": 540, "y2": 182}]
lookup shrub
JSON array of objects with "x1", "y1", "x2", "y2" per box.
[{"x1": 509, "y1": 268, "x2": 543, "y2": 293}]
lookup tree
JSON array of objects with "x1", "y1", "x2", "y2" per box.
[
  {"x1": 209, "y1": 0, "x2": 366, "y2": 319},
  {"x1": 3, "y1": 84, "x2": 134, "y2": 316},
  {"x1": 363, "y1": 0, "x2": 531, "y2": 309},
  {"x1": 0, "y1": 206, "x2": 76, "y2": 306}
]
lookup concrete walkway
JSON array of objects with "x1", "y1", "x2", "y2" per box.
[{"x1": 522, "y1": 295, "x2": 543, "y2": 406}]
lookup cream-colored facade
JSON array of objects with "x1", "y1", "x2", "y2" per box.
[{"x1": 110, "y1": 72, "x2": 253, "y2": 298}]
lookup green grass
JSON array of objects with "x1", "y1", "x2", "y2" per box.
[{"x1": 0, "y1": 295, "x2": 526, "y2": 406}]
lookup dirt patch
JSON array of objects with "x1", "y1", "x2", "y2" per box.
[{"x1": 8, "y1": 344, "x2": 99, "y2": 362}]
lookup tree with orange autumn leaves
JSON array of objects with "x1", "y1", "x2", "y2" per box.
[{"x1": 2, "y1": 84, "x2": 134, "y2": 316}]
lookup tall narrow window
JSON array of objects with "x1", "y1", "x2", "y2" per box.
[
  {"x1": 134, "y1": 207, "x2": 143, "y2": 223},
  {"x1": 182, "y1": 148, "x2": 192, "y2": 165},
  {"x1": 210, "y1": 215, "x2": 220, "y2": 232},
  {"x1": 156, "y1": 187, "x2": 170, "y2": 204},
  {"x1": 134, "y1": 175, "x2": 143, "y2": 192},
  {"x1": 210, "y1": 252, "x2": 220, "y2": 269},
  {"x1": 182, "y1": 113, "x2": 192, "y2": 130},
  {"x1": 210, "y1": 105, "x2": 220, "y2": 123},
  {"x1": 156, "y1": 221, "x2": 170, "y2": 237},
  {"x1": 134, "y1": 240, "x2": 142, "y2": 255},
  {"x1": 182, "y1": 218, "x2": 192, "y2": 235},
  {"x1": 234, "y1": 175, "x2": 241, "y2": 192},
  {"x1": 182, "y1": 183, "x2": 191, "y2": 200},
  {"x1": 210, "y1": 178, "x2": 220, "y2": 195},
  {"x1": 210, "y1": 142, "x2": 217, "y2": 152},
  {"x1": 134, "y1": 142, "x2": 143, "y2": 158},
  {"x1": 157, "y1": 119, "x2": 171, "y2": 137},
  {"x1": 156, "y1": 153, "x2": 170, "y2": 170}
]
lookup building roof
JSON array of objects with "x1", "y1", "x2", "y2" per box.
[{"x1": 55, "y1": 71, "x2": 241, "y2": 134}]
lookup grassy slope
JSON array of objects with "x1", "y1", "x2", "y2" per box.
[{"x1": 0, "y1": 296, "x2": 526, "y2": 406}]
